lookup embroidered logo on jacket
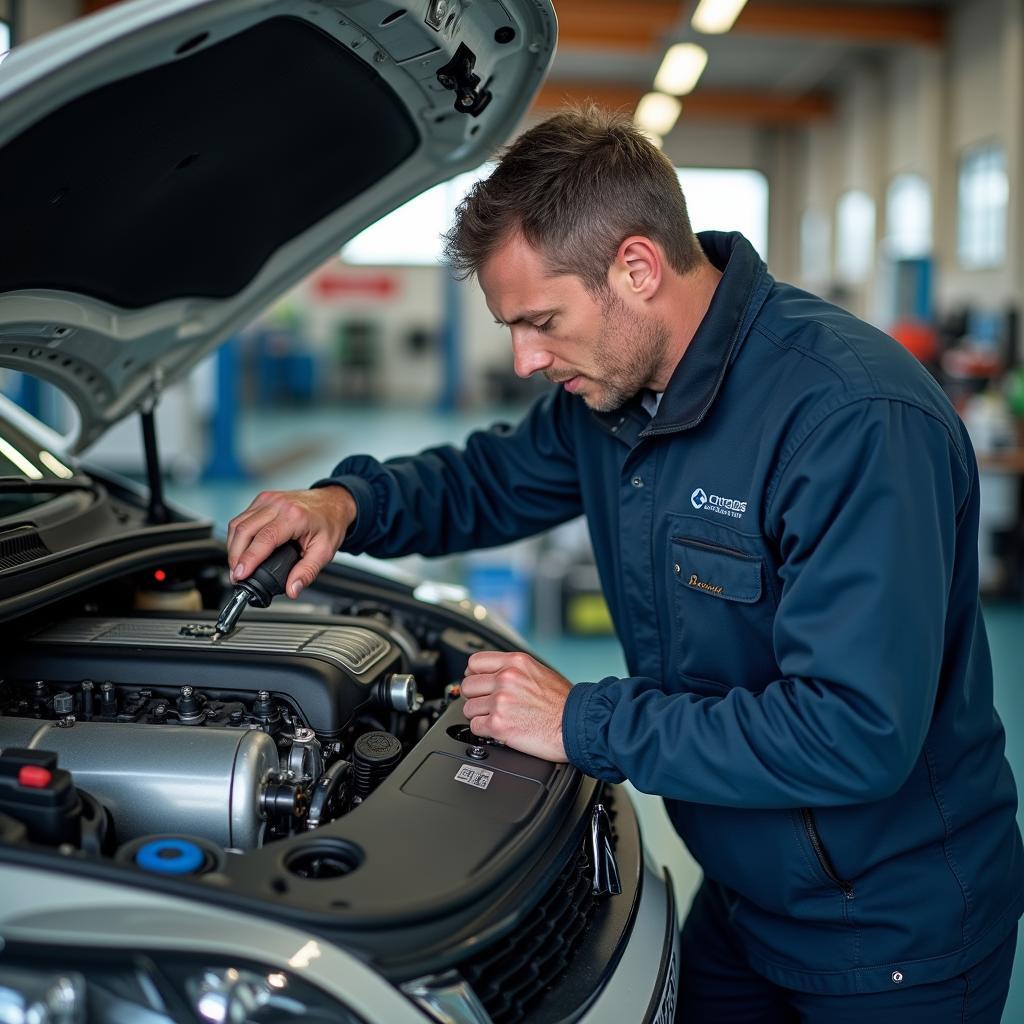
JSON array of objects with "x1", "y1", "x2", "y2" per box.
[
  {"x1": 691, "y1": 486, "x2": 747, "y2": 519},
  {"x1": 688, "y1": 574, "x2": 724, "y2": 595}
]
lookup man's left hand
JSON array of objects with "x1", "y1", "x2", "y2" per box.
[{"x1": 462, "y1": 651, "x2": 571, "y2": 762}]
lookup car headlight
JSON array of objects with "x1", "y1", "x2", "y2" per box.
[{"x1": 0, "y1": 949, "x2": 365, "y2": 1024}]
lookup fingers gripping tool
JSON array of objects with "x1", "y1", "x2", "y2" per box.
[{"x1": 215, "y1": 541, "x2": 302, "y2": 637}]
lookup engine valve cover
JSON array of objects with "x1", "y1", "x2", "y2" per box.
[{"x1": 7, "y1": 618, "x2": 401, "y2": 736}]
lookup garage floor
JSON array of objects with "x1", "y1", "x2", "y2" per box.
[{"x1": 159, "y1": 403, "x2": 1024, "y2": 1017}]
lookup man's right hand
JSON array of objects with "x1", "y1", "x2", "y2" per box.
[{"x1": 226, "y1": 486, "x2": 357, "y2": 599}]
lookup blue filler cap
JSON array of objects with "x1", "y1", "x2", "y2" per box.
[{"x1": 135, "y1": 838, "x2": 206, "y2": 876}]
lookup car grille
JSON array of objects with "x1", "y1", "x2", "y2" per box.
[{"x1": 455, "y1": 792, "x2": 617, "y2": 1024}]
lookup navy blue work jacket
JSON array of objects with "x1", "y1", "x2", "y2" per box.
[{"x1": 320, "y1": 232, "x2": 1023, "y2": 994}]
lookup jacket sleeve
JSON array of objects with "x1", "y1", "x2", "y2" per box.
[
  {"x1": 313, "y1": 387, "x2": 583, "y2": 558},
  {"x1": 562, "y1": 397, "x2": 974, "y2": 807}
]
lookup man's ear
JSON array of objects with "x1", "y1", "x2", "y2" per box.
[{"x1": 608, "y1": 236, "x2": 662, "y2": 301}]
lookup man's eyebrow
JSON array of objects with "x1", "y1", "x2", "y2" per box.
[{"x1": 493, "y1": 308, "x2": 557, "y2": 326}]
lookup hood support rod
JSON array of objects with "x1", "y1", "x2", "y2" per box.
[{"x1": 140, "y1": 408, "x2": 168, "y2": 525}]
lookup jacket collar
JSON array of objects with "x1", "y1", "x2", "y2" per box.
[{"x1": 592, "y1": 231, "x2": 772, "y2": 441}]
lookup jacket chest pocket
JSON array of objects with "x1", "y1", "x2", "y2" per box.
[{"x1": 670, "y1": 535, "x2": 778, "y2": 691}]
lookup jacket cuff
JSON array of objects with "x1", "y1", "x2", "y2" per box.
[
  {"x1": 562, "y1": 681, "x2": 624, "y2": 782},
  {"x1": 311, "y1": 475, "x2": 377, "y2": 553}
]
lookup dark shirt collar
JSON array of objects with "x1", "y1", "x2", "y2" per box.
[{"x1": 592, "y1": 231, "x2": 772, "y2": 440}]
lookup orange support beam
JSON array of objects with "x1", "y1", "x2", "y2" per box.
[
  {"x1": 553, "y1": 0, "x2": 685, "y2": 51},
  {"x1": 682, "y1": 89, "x2": 833, "y2": 123},
  {"x1": 533, "y1": 81, "x2": 833, "y2": 124},
  {"x1": 732, "y1": 4, "x2": 945, "y2": 45}
]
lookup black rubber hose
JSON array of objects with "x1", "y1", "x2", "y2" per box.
[{"x1": 306, "y1": 760, "x2": 352, "y2": 829}]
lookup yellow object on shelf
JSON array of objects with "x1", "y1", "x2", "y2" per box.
[{"x1": 566, "y1": 593, "x2": 615, "y2": 635}]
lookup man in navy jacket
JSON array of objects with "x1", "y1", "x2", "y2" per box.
[{"x1": 228, "y1": 108, "x2": 1022, "y2": 1020}]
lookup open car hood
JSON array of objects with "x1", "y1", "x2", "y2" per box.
[{"x1": 0, "y1": 0, "x2": 555, "y2": 452}]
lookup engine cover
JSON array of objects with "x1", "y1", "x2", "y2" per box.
[{"x1": 7, "y1": 617, "x2": 401, "y2": 736}]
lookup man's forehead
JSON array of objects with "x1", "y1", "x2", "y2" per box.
[
  {"x1": 480, "y1": 235, "x2": 582, "y2": 318},
  {"x1": 481, "y1": 230, "x2": 546, "y2": 278}
]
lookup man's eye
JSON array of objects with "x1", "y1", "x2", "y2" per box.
[{"x1": 535, "y1": 319, "x2": 553, "y2": 333}]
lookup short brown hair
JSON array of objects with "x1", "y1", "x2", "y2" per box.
[{"x1": 443, "y1": 104, "x2": 705, "y2": 292}]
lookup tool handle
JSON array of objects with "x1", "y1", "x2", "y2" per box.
[{"x1": 243, "y1": 540, "x2": 303, "y2": 607}]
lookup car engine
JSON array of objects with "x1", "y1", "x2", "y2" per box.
[
  {"x1": 0, "y1": 557, "x2": 617, "y2": 1016},
  {"x1": 1, "y1": 602, "x2": 479, "y2": 853}
]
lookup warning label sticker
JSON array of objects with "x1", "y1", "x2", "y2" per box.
[{"x1": 454, "y1": 764, "x2": 494, "y2": 790}]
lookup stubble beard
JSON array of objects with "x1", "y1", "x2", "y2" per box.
[{"x1": 581, "y1": 294, "x2": 671, "y2": 412}]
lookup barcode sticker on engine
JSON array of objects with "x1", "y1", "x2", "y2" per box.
[{"x1": 454, "y1": 764, "x2": 494, "y2": 790}]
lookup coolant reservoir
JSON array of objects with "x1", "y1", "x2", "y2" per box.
[{"x1": 134, "y1": 568, "x2": 203, "y2": 611}]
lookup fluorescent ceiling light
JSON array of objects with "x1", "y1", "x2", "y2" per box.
[
  {"x1": 635, "y1": 92, "x2": 681, "y2": 137},
  {"x1": 654, "y1": 43, "x2": 708, "y2": 96},
  {"x1": 0, "y1": 437, "x2": 43, "y2": 479},
  {"x1": 692, "y1": 0, "x2": 749, "y2": 34},
  {"x1": 39, "y1": 450, "x2": 73, "y2": 479}
]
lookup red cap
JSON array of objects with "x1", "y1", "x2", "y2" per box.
[{"x1": 18, "y1": 765, "x2": 53, "y2": 788}]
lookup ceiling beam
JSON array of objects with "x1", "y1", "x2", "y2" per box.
[
  {"x1": 533, "y1": 81, "x2": 833, "y2": 124},
  {"x1": 553, "y1": 0, "x2": 684, "y2": 50},
  {"x1": 680, "y1": 88, "x2": 833, "y2": 122},
  {"x1": 732, "y1": 4, "x2": 945, "y2": 46},
  {"x1": 551, "y1": 2, "x2": 944, "y2": 50}
]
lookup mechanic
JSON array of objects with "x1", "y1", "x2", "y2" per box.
[{"x1": 228, "y1": 107, "x2": 1023, "y2": 1021}]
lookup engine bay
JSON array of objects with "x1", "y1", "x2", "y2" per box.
[
  {"x1": 0, "y1": 554, "x2": 588, "y2": 950},
  {"x1": 0, "y1": 509, "x2": 627, "y2": 1018},
  {"x1": 2, "y1": 614, "x2": 424, "y2": 848},
  {"x1": 0, "y1": 561, "x2": 522, "y2": 851}
]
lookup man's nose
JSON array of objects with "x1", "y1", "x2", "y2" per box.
[{"x1": 511, "y1": 330, "x2": 553, "y2": 378}]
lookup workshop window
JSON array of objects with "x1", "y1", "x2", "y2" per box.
[
  {"x1": 342, "y1": 164, "x2": 495, "y2": 267},
  {"x1": 957, "y1": 143, "x2": 1008, "y2": 270},
  {"x1": 799, "y1": 208, "x2": 831, "y2": 286},
  {"x1": 675, "y1": 168, "x2": 769, "y2": 260},
  {"x1": 344, "y1": 165, "x2": 770, "y2": 266},
  {"x1": 835, "y1": 190, "x2": 876, "y2": 285},
  {"x1": 885, "y1": 174, "x2": 932, "y2": 259}
]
